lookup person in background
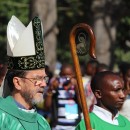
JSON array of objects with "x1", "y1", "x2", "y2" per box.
[
  {"x1": 85, "y1": 60, "x2": 99, "y2": 77},
  {"x1": 44, "y1": 63, "x2": 82, "y2": 130},
  {"x1": 119, "y1": 62, "x2": 130, "y2": 121},
  {"x1": 0, "y1": 16, "x2": 51, "y2": 130},
  {"x1": 76, "y1": 71, "x2": 130, "y2": 130},
  {"x1": 96, "y1": 63, "x2": 109, "y2": 73},
  {"x1": 0, "y1": 64, "x2": 7, "y2": 87},
  {"x1": 82, "y1": 60, "x2": 99, "y2": 111}
]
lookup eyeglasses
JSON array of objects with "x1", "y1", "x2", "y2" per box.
[{"x1": 19, "y1": 76, "x2": 49, "y2": 85}]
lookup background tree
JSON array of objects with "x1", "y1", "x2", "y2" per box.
[
  {"x1": 0, "y1": 0, "x2": 130, "y2": 71},
  {"x1": 30, "y1": 0, "x2": 58, "y2": 71},
  {"x1": 85, "y1": 0, "x2": 130, "y2": 69},
  {"x1": 57, "y1": 0, "x2": 93, "y2": 65},
  {"x1": 57, "y1": 0, "x2": 130, "y2": 70},
  {"x1": 0, "y1": 0, "x2": 29, "y2": 63},
  {"x1": 114, "y1": 0, "x2": 130, "y2": 66}
]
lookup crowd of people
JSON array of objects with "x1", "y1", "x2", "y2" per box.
[{"x1": 0, "y1": 15, "x2": 130, "y2": 130}]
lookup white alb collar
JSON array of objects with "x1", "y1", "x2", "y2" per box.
[{"x1": 92, "y1": 105, "x2": 119, "y2": 125}]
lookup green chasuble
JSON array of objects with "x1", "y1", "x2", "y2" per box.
[
  {"x1": 75, "y1": 112, "x2": 130, "y2": 130},
  {"x1": 0, "y1": 96, "x2": 51, "y2": 130}
]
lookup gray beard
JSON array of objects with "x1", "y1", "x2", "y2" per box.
[
  {"x1": 21, "y1": 90, "x2": 43, "y2": 106},
  {"x1": 31, "y1": 94, "x2": 44, "y2": 105}
]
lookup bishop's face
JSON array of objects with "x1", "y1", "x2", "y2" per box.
[{"x1": 19, "y1": 68, "x2": 48, "y2": 107}]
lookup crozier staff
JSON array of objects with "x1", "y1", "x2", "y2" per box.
[{"x1": 69, "y1": 23, "x2": 96, "y2": 130}]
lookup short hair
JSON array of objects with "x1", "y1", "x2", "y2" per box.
[
  {"x1": 6, "y1": 69, "x2": 27, "y2": 91},
  {"x1": 96, "y1": 63, "x2": 109, "y2": 73},
  {"x1": 87, "y1": 60, "x2": 99, "y2": 67},
  {"x1": 59, "y1": 64, "x2": 74, "y2": 76},
  {"x1": 118, "y1": 62, "x2": 130, "y2": 76},
  {"x1": 91, "y1": 71, "x2": 118, "y2": 92}
]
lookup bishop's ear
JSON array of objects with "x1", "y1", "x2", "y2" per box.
[
  {"x1": 94, "y1": 89, "x2": 102, "y2": 99},
  {"x1": 13, "y1": 77, "x2": 22, "y2": 90}
]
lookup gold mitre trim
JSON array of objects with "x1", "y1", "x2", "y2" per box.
[{"x1": 7, "y1": 16, "x2": 45, "y2": 70}]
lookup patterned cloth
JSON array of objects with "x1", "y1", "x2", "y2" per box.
[
  {"x1": 82, "y1": 76, "x2": 97, "y2": 112},
  {"x1": 51, "y1": 77, "x2": 81, "y2": 130}
]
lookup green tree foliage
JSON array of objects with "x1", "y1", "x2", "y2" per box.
[
  {"x1": 57, "y1": 0, "x2": 130, "y2": 68},
  {"x1": 0, "y1": 0, "x2": 29, "y2": 63},
  {"x1": 0, "y1": 0, "x2": 130, "y2": 67},
  {"x1": 114, "y1": 16, "x2": 130, "y2": 64},
  {"x1": 114, "y1": 0, "x2": 130, "y2": 64}
]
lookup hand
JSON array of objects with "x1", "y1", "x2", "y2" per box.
[
  {"x1": 70, "y1": 77, "x2": 77, "y2": 86},
  {"x1": 64, "y1": 77, "x2": 78, "y2": 91},
  {"x1": 48, "y1": 77, "x2": 59, "y2": 91}
]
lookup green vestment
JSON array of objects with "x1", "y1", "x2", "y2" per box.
[
  {"x1": 75, "y1": 112, "x2": 130, "y2": 130},
  {"x1": 0, "y1": 96, "x2": 51, "y2": 130}
]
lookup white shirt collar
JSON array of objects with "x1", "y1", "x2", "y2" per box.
[
  {"x1": 92, "y1": 105, "x2": 119, "y2": 125},
  {"x1": 19, "y1": 107, "x2": 36, "y2": 113}
]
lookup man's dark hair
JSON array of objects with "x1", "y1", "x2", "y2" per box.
[
  {"x1": 91, "y1": 71, "x2": 118, "y2": 92},
  {"x1": 6, "y1": 69, "x2": 27, "y2": 91}
]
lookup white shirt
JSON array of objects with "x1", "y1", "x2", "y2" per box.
[
  {"x1": 93, "y1": 105, "x2": 119, "y2": 125},
  {"x1": 120, "y1": 95, "x2": 130, "y2": 121}
]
